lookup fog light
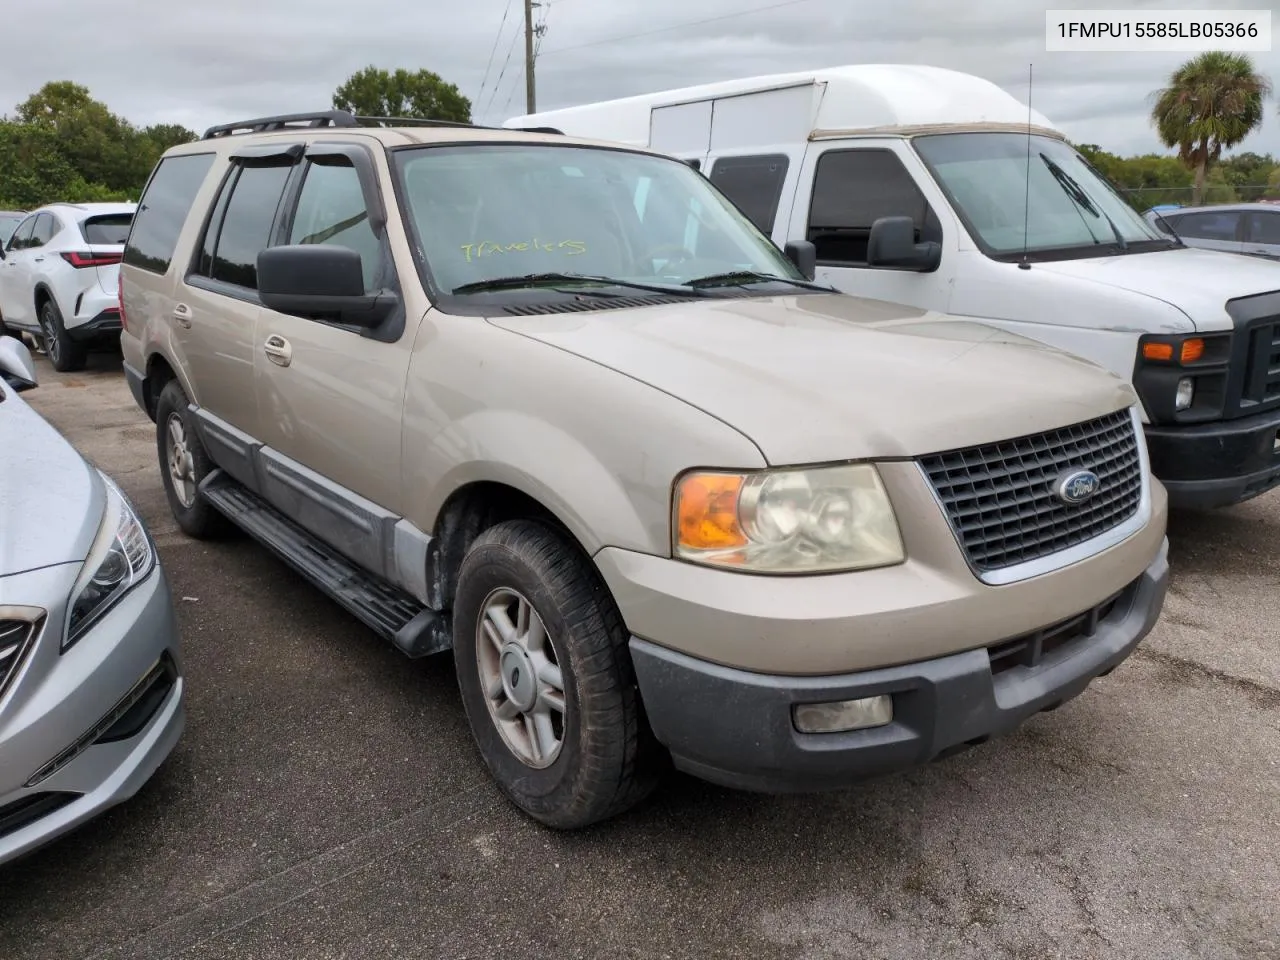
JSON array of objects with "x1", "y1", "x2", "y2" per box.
[
  {"x1": 793, "y1": 695, "x2": 893, "y2": 733},
  {"x1": 1175, "y1": 377, "x2": 1194, "y2": 411}
]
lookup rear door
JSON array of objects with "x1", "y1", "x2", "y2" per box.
[
  {"x1": 1166, "y1": 209, "x2": 1244, "y2": 255},
  {"x1": 178, "y1": 147, "x2": 299, "y2": 441},
  {"x1": 1244, "y1": 209, "x2": 1280, "y2": 260}
]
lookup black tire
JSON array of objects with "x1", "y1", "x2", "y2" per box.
[
  {"x1": 38, "y1": 298, "x2": 87, "y2": 373},
  {"x1": 453, "y1": 519, "x2": 661, "y2": 829},
  {"x1": 155, "y1": 379, "x2": 232, "y2": 539}
]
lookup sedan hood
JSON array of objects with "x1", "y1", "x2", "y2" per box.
[
  {"x1": 489, "y1": 294, "x2": 1136, "y2": 464},
  {"x1": 0, "y1": 387, "x2": 104, "y2": 576},
  {"x1": 1031, "y1": 247, "x2": 1280, "y2": 331}
]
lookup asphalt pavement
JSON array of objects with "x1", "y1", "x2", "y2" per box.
[{"x1": 1, "y1": 350, "x2": 1277, "y2": 960}]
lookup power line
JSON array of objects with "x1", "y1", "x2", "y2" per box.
[
  {"x1": 483, "y1": 20, "x2": 525, "y2": 117},
  {"x1": 476, "y1": 0, "x2": 517, "y2": 107},
  {"x1": 537, "y1": 0, "x2": 828, "y2": 58}
]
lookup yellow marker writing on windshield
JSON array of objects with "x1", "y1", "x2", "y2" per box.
[{"x1": 460, "y1": 239, "x2": 587, "y2": 262}]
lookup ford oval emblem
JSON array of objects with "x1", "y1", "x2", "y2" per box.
[{"x1": 1055, "y1": 469, "x2": 1100, "y2": 505}]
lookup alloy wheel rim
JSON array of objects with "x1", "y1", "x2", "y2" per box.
[
  {"x1": 476, "y1": 587, "x2": 567, "y2": 769},
  {"x1": 166, "y1": 414, "x2": 197, "y2": 507}
]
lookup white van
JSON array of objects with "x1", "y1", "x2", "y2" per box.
[{"x1": 507, "y1": 64, "x2": 1280, "y2": 510}]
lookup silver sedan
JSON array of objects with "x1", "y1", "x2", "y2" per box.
[{"x1": 0, "y1": 336, "x2": 184, "y2": 865}]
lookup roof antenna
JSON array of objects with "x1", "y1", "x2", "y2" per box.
[{"x1": 1019, "y1": 63, "x2": 1033, "y2": 270}]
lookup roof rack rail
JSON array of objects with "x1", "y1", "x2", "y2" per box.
[
  {"x1": 202, "y1": 110, "x2": 357, "y2": 139},
  {"x1": 202, "y1": 110, "x2": 565, "y2": 140}
]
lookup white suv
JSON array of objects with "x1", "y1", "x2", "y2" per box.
[{"x1": 0, "y1": 202, "x2": 136, "y2": 371}]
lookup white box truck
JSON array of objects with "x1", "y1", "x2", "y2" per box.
[{"x1": 507, "y1": 64, "x2": 1280, "y2": 509}]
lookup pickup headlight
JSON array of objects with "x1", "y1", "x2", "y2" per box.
[
  {"x1": 673, "y1": 464, "x2": 904, "y2": 573},
  {"x1": 64, "y1": 475, "x2": 155, "y2": 650}
]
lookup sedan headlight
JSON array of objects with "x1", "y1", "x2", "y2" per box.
[
  {"x1": 673, "y1": 464, "x2": 904, "y2": 573},
  {"x1": 64, "y1": 474, "x2": 155, "y2": 649}
]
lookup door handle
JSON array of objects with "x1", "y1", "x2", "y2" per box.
[
  {"x1": 263, "y1": 334, "x2": 292, "y2": 367},
  {"x1": 32, "y1": 257, "x2": 43, "y2": 262},
  {"x1": 172, "y1": 303, "x2": 193, "y2": 329}
]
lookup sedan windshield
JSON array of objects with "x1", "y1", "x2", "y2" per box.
[
  {"x1": 392, "y1": 143, "x2": 805, "y2": 297},
  {"x1": 914, "y1": 133, "x2": 1169, "y2": 259}
]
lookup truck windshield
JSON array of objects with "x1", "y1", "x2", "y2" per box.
[
  {"x1": 392, "y1": 143, "x2": 804, "y2": 297},
  {"x1": 913, "y1": 133, "x2": 1170, "y2": 260}
]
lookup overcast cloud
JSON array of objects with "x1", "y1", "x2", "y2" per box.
[{"x1": 5, "y1": 0, "x2": 1279, "y2": 158}]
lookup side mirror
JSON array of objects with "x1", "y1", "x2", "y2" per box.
[
  {"x1": 866, "y1": 216, "x2": 941, "y2": 272},
  {"x1": 784, "y1": 240, "x2": 817, "y2": 280},
  {"x1": 257, "y1": 245, "x2": 396, "y2": 328},
  {"x1": 0, "y1": 245, "x2": 7, "y2": 260},
  {"x1": 0, "y1": 335, "x2": 38, "y2": 392}
]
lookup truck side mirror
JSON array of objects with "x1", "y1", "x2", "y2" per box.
[
  {"x1": 784, "y1": 240, "x2": 816, "y2": 280},
  {"x1": 866, "y1": 216, "x2": 941, "y2": 272}
]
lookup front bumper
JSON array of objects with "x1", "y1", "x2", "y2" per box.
[
  {"x1": 0, "y1": 563, "x2": 184, "y2": 866},
  {"x1": 1145, "y1": 406, "x2": 1280, "y2": 509},
  {"x1": 629, "y1": 539, "x2": 1169, "y2": 793}
]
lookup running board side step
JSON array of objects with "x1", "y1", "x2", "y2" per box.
[{"x1": 199, "y1": 470, "x2": 450, "y2": 658}]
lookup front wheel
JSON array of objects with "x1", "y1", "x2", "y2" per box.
[{"x1": 452, "y1": 519, "x2": 661, "y2": 829}]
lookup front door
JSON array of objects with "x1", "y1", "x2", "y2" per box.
[
  {"x1": 1167, "y1": 209, "x2": 1245, "y2": 256},
  {"x1": 0, "y1": 216, "x2": 38, "y2": 328},
  {"x1": 252, "y1": 145, "x2": 415, "y2": 555},
  {"x1": 786, "y1": 141, "x2": 956, "y2": 312}
]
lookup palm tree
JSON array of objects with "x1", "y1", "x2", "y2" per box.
[{"x1": 1150, "y1": 52, "x2": 1272, "y2": 205}]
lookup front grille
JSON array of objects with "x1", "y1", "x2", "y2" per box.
[
  {"x1": 0, "y1": 619, "x2": 36, "y2": 703},
  {"x1": 0, "y1": 792, "x2": 79, "y2": 840},
  {"x1": 1241, "y1": 319, "x2": 1280, "y2": 409},
  {"x1": 920, "y1": 410, "x2": 1142, "y2": 573}
]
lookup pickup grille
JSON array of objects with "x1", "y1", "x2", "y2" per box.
[
  {"x1": 1241, "y1": 320, "x2": 1280, "y2": 409},
  {"x1": 920, "y1": 410, "x2": 1143, "y2": 574},
  {"x1": 0, "y1": 619, "x2": 36, "y2": 702}
]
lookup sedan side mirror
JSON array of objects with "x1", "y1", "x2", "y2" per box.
[
  {"x1": 257, "y1": 245, "x2": 397, "y2": 328},
  {"x1": 783, "y1": 240, "x2": 817, "y2": 280},
  {"x1": 866, "y1": 216, "x2": 941, "y2": 272},
  {"x1": 0, "y1": 335, "x2": 38, "y2": 391}
]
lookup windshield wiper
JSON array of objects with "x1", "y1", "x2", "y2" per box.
[
  {"x1": 451, "y1": 273, "x2": 702, "y2": 297},
  {"x1": 1040, "y1": 155, "x2": 1128, "y2": 252},
  {"x1": 683, "y1": 270, "x2": 833, "y2": 291}
]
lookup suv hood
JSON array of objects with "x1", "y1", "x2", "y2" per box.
[
  {"x1": 0, "y1": 387, "x2": 104, "y2": 576},
  {"x1": 1031, "y1": 247, "x2": 1280, "y2": 331},
  {"x1": 489, "y1": 294, "x2": 1135, "y2": 464}
]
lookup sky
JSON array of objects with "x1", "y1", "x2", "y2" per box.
[{"x1": 4, "y1": 0, "x2": 1279, "y2": 159}]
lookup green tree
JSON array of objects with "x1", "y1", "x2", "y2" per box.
[
  {"x1": 1150, "y1": 51, "x2": 1272, "y2": 205},
  {"x1": 14, "y1": 81, "x2": 144, "y2": 192},
  {"x1": 333, "y1": 66, "x2": 471, "y2": 123},
  {"x1": 1266, "y1": 168, "x2": 1280, "y2": 199}
]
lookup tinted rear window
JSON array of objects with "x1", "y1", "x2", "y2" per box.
[
  {"x1": 82, "y1": 213, "x2": 134, "y2": 245},
  {"x1": 123, "y1": 153, "x2": 216, "y2": 274}
]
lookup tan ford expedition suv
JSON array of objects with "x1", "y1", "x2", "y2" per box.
[{"x1": 118, "y1": 110, "x2": 1169, "y2": 828}]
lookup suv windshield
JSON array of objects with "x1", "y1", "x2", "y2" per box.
[
  {"x1": 914, "y1": 133, "x2": 1170, "y2": 260},
  {"x1": 392, "y1": 143, "x2": 806, "y2": 297},
  {"x1": 0, "y1": 215, "x2": 22, "y2": 246}
]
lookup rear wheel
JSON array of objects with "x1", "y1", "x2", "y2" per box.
[
  {"x1": 155, "y1": 379, "x2": 231, "y2": 539},
  {"x1": 38, "y1": 299, "x2": 87, "y2": 373},
  {"x1": 452, "y1": 519, "x2": 661, "y2": 829}
]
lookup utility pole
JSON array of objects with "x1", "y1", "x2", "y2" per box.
[{"x1": 524, "y1": 0, "x2": 537, "y2": 114}]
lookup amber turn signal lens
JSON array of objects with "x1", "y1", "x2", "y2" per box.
[
  {"x1": 1179, "y1": 338, "x2": 1205, "y2": 363},
  {"x1": 675, "y1": 473, "x2": 746, "y2": 550},
  {"x1": 1142, "y1": 342, "x2": 1174, "y2": 362}
]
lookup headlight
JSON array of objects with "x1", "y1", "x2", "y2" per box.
[
  {"x1": 64, "y1": 474, "x2": 155, "y2": 649},
  {"x1": 673, "y1": 464, "x2": 904, "y2": 573}
]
